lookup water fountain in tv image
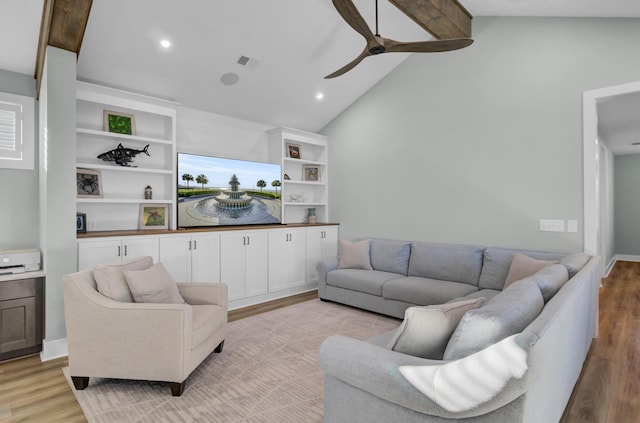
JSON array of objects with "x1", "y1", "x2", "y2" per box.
[{"x1": 190, "y1": 174, "x2": 281, "y2": 225}]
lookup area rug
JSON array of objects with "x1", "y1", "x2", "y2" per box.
[{"x1": 64, "y1": 299, "x2": 399, "y2": 422}]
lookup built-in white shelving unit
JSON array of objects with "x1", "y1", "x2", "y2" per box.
[
  {"x1": 75, "y1": 82, "x2": 178, "y2": 231},
  {"x1": 267, "y1": 127, "x2": 328, "y2": 224}
]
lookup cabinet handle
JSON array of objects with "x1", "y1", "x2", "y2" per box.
[
  {"x1": 242, "y1": 236, "x2": 246, "y2": 246},
  {"x1": 189, "y1": 240, "x2": 192, "y2": 250},
  {"x1": 193, "y1": 240, "x2": 197, "y2": 250},
  {"x1": 247, "y1": 236, "x2": 250, "y2": 246},
  {"x1": 117, "y1": 246, "x2": 121, "y2": 257},
  {"x1": 124, "y1": 245, "x2": 128, "y2": 256}
]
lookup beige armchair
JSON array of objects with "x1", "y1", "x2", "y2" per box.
[{"x1": 63, "y1": 268, "x2": 227, "y2": 396}]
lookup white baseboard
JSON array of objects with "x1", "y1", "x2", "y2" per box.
[{"x1": 40, "y1": 338, "x2": 68, "y2": 361}]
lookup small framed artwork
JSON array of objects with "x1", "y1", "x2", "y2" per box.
[
  {"x1": 303, "y1": 165, "x2": 320, "y2": 182},
  {"x1": 286, "y1": 143, "x2": 301, "y2": 159},
  {"x1": 139, "y1": 204, "x2": 169, "y2": 230},
  {"x1": 76, "y1": 213, "x2": 87, "y2": 233},
  {"x1": 76, "y1": 168, "x2": 103, "y2": 198},
  {"x1": 103, "y1": 110, "x2": 136, "y2": 135}
]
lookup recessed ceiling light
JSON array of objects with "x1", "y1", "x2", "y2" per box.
[
  {"x1": 316, "y1": 92, "x2": 324, "y2": 101},
  {"x1": 220, "y1": 72, "x2": 240, "y2": 86},
  {"x1": 160, "y1": 39, "x2": 171, "y2": 48}
]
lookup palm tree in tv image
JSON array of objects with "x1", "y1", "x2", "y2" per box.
[
  {"x1": 256, "y1": 179, "x2": 266, "y2": 192},
  {"x1": 196, "y1": 174, "x2": 208, "y2": 190},
  {"x1": 182, "y1": 173, "x2": 194, "y2": 189},
  {"x1": 271, "y1": 179, "x2": 281, "y2": 196}
]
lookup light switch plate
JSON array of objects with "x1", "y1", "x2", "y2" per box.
[
  {"x1": 567, "y1": 220, "x2": 578, "y2": 233},
  {"x1": 540, "y1": 219, "x2": 565, "y2": 232}
]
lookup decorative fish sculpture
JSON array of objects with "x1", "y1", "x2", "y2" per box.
[{"x1": 97, "y1": 143, "x2": 150, "y2": 167}]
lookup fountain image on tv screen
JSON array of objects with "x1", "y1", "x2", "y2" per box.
[{"x1": 177, "y1": 153, "x2": 282, "y2": 227}]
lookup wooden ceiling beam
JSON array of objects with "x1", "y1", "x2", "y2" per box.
[
  {"x1": 388, "y1": 0, "x2": 472, "y2": 40},
  {"x1": 35, "y1": 0, "x2": 93, "y2": 99}
]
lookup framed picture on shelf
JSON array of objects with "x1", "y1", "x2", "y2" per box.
[
  {"x1": 103, "y1": 110, "x2": 136, "y2": 135},
  {"x1": 139, "y1": 204, "x2": 169, "y2": 230},
  {"x1": 303, "y1": 165, "x2": 320, "y2": 182},
  {"x1": 76, "y1": 168, "x2": 103, "y2": 198},
  {"x1": 286, "y1": 143, "x2": 301, "y2": 159}
]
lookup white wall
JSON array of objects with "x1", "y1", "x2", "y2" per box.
[
  {"x1": 177, "y1": 107, "x2": 273, "y2": 161},
  {"x1": 0, "y1": 69, "x2": 38, "y2": 250},
  {"x1": 615, "y1": 154, "x2": 640, "y2": 256},
  {"x1": 321, "y1": 17, "x2": 640, "y2": 253}
]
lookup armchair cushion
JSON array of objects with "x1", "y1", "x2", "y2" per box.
[
  {"x1": 192, "y1": 304, "x2": 226, "y2": 349},
  {"x1": 93, "y1": 256, "x2": 153, "y2": 302},
  {"x1": 123, "y1": 263, "x2": 185, "y2": 304}
]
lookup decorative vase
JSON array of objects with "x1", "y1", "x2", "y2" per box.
[
  {"x1": 307, "y1": 208, "x2": 316, "y2": 224},
  {"x1": 144, "y1": 185, "x2": 152, "y2": 200}
]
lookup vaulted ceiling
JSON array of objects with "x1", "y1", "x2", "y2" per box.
[{"x1": 2, "y1": 0, "x2": 640, "y2": 140}]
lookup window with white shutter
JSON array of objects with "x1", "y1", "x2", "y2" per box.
[{"x1": 0, "y1": 91, "x2": 35, "y2": 170}]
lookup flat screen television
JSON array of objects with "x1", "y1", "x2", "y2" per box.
[{"x1": 177, "y1": 153, "x2": 282, "y2": 228}]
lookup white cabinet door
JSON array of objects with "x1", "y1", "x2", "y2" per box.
[
  {"x1": 220, "y1": 232, "x2": 247, "y2": 301},
  {"x1": 123, "y1": 237, "x2": 159, "y2": 263},
  {"x1": 159, "y1": 236, "x2": 191, "y2": 282},
  {"x1": 306, "y1": 226, "x2": 338, "y2": 283},
  {"x1": 288, "y1": 229, "x2": 307, "y2": 288},
  {"x1": 78, "y1": 240, "x2": 122, "y2": 270},
  {"x1": 191, "y1": 233, "x2": 221, "y2": 283},
  {"x1": 244, "y1": 231, "x2": 268, "y2": 297},
  {"x1": 268, "y1": 230, "x2": 289, "y2": 292},
  {"x1": 78, "y1": 237, "x2": 159, "y2": 271}
]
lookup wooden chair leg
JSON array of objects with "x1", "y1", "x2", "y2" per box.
[
  {"x1": 214, "y1": 340, "x2": 224, "y2": 353},
  {"x1": 169, "y1": 381, "x2": 185, "y2": 396},
  {"x1": 71, "y1": 376, "x2": 90, "y2": 390}
]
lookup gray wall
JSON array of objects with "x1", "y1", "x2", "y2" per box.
[
  {"x1": 615, "y1": 154, "x2": 640, "y2": 255},
  {"x1": 322, "y1": 17, "x2": 640, "y2": 253},
  {"x1": 0, "y1": 69, "x2": 38, "y2": 250}
]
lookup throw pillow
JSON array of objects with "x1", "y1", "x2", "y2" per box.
[
  {"x1": 387, "y1": 298, "x2": 485, "y2": 360},
  {"x1": 560, "y1": 252, "x2": 591, "y2": 278},
  {"x1": 443, "y1": 279, "x2": 544, "y2": 360},
  {"x1": 123, "y1": 263, "x2": 186, "y2": 304},
  {"x1": 93, "y1": 256, "x2": 153, "y2": 302},
  {"x1": 503, "y1": 253, "x2": 558, "y2": 289},
  {"x1": 338, "y1": 239, "x2": 372, "y2": 270},
  {"x1": 528, "y1": 264, "x2": 569, "y2": 303}
]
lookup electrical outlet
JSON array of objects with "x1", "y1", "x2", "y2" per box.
[{"x1": 539, "y1": 219, "x2": 565, "y2": 232}]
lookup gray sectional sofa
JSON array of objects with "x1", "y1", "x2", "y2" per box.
[{"x1": 317, "y1": 238, "x2": 602, "y2": 422}]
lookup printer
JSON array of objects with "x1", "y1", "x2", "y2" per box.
[{"x1": 0, "y1": 249, "x2": 41, "y2": 275}]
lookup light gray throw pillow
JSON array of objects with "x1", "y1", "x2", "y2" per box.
[
  {"x1": 560, "y1": 252, "x2": 591, "y2": 278},
  {"x1": 338, "y1": 239, "x2": 372, "y2": 270},
  {"x1": 443, "y1": 279, "x2": 544, "y2": 360},
  {"x1": 93, "y1": 256, "x2": 153, "y2": 302},
  {"x1": 526, "y1": 263, "x2": 569, "y2": 303},
  {"x1": 387, "y1": 298, "x2": 485, "y2": 359},
  {"x1": 123, "y1": 263, "x2": 185, "y2": 304}
]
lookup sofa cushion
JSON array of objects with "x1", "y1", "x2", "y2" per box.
[
  {"x1": 123, "y1": 263, "x2": 186, "y2": 304},
  {"x1": 369, "y1": 239, "x2": 411, "y2": 276},
  {"x1": 387, "y1": 298, "x2": 485, "y2": 359},
  {"x1": 383, "y1": 277, "x2": 478, "y2": 305},
  {"x1": 408, "y1": 242, "x2": 485, "y2": 286},
  {"x1": 93, "y1": 256, "x2": 153, "y2": 302},
  {"x1": 503, "y1": 253, "x2": 558, "y2": 288},
  {"x1": 478, "y1": 247, "x2": 565, "y2": 290},
  {"x1": 338, "y1": 240, "x2": 373, "y2": 270},
  {"x1": 327, "y1": 269, "x2": 404, "y2": 296},
  {"x1": 560, "y1": 253, "x2": 591, "y2": 278},
  {"x1": 191, "y1": 304, "x2": 226, "y2": 350},
  {"x1": 443, "y1": 279, "x2": 544, "y2": 360},
  {"x1": 446, "y1": 288, "x2": 501, "y2": 304},
  {"x1": 527, "y1": 263, "x2": 569, "y2": 303}
]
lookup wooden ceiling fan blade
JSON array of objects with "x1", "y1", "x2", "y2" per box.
[
  {"x1": 331, "y1": 0, "x2": 375, "y2": 41},
  {"x1": 324, "y1": 49, "x2": 371, "y2": 79},
  {"x1": 386, "y1": 38, "x2": 473, "y2": 53},
  {"x1": 388, "y1": 0, "x2": 473, "y2": 40}
]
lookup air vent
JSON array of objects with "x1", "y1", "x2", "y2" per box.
[
  {"x1": 237, "y1": 56, "x2": 251, "y2": 66},
  {"x1": 633, "y1": 142, "x2": 640, "y2": 146}
]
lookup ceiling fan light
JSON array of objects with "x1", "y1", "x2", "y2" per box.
[{"x1": 160, "y1": 39, "x2": 171, "y2": 48}]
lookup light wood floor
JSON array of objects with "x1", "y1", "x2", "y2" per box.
[{"x1": 0, "y1": 266, "x2": 638, "y2": 423}]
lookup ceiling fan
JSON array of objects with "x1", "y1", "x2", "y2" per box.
[{"x1": 325, "y1": 0, "x2": 474, "y2": 79}]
